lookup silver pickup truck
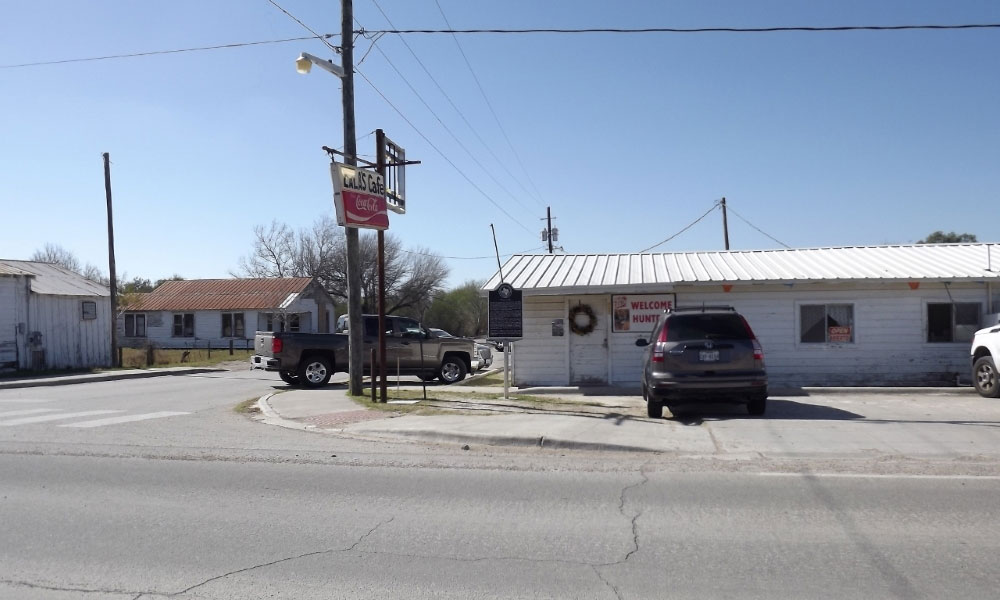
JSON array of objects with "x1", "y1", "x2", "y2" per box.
[{"x1": 251, "y1": 314, "x2": 476, "y2": 388}]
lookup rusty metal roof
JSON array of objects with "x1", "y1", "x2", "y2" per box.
[
  {"x1": 128, "y1": 277, "x2": 315, "y2": 311},
  {"x1": 0, "y1": 260, "x2": 109, "y2": 296},
  {"x1": 483, "y1": 244, "x2": 1000, "y2": 294}
]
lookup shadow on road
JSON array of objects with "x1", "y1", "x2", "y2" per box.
[{"x1": 670, "y1": 399, "x2": 865, "y2": 425}]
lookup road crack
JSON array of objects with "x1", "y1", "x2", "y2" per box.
[
  {"x1": 170, "y1": 516, "x2": 394, "y2": 597},
  {"x1": 0, "y1": 578, "x2": 155, "y2": 597}
]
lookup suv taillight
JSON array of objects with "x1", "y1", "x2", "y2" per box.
[
  {"x1": 271, "y1": 337, "x2": 283, "y2": 353},
  {"x1": 651, "y1": 321, "x2": 668, "y2": 363},
  {"x1": 740, "y1": 316, "x2": 765, "y2": 367}
]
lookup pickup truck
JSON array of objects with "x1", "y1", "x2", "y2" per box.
[
  {"x1": 971, "y1": 323, "x2": 1000, "y2": 398},
  {"x1": 250, "y1": 314, "x2": 476, "y2": 388}
]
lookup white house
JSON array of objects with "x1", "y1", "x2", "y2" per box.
[
  {"x1": 483, "y1": 244, "x2": 1000, "y2": 388},
  {"x1": 0, "y1": 260, "x2": 112, "y2": 370},
  {"x1": 120, "y1": 277, "x2": 335, "y2": 349}
]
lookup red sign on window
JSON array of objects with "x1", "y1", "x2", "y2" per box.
[{"x1": 828, "y1": 326, "x2": 852, "y2": 342}]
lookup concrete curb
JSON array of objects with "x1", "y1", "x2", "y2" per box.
[
  {"x1": 255, "y1": 392, "x2": 322, "y2": 433},
  {"x1": 344, "y1": 427, "x2": 657, "y2": 453},
  {"x1": 0, "y1": 367, "x2": 227, "y2": 390}
]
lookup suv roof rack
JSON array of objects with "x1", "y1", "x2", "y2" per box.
[{"x1": 667, "y1": 305, "x2": 736, "y2": 313}]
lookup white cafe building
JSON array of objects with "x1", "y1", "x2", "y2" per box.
[{"x1": 482, "y1": 244, "x2": 999, "y2": 388}]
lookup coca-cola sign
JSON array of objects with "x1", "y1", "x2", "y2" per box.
[{"x1": 330, "y1": 162, "x2": 389, "y2": 230}]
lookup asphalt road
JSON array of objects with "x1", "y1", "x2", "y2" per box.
[{"x1": 2, "y1": 370, "x2": 999, "y2": 599}]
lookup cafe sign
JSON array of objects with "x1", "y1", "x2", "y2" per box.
[
  {"x1": 331, "y1": 162, "x2": 389, "y2": 230},
  {"x1": 612, "y1": 294, "x2": 676, "y2": 332}
]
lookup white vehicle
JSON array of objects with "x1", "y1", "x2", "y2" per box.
[{"x1": 971, "y1": 324, "x2": 1000, "y2": 398}]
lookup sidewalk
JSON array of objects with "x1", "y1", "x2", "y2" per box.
[
  {"x1": 0, "y1": 367, "x2": 227, "y2": 390},
  {"x1": 257, "y1": 380, "x2": 999, "y2": 459}
]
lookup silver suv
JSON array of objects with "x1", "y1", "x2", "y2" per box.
[{"x1": 635, "y1": 306, "x2": 768, "y2": 418}]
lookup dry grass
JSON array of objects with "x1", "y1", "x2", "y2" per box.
[{"x1": 119, "y1": 347, "x2": 253, "y2": 369}]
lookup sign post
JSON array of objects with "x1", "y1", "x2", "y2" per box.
[{"x1": 488, "y1": 283, "x2": 523, "y2": 399}]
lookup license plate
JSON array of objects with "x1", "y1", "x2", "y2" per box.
[{"x1": 699, "y1": 350, "x2": 720, "y2": 362}]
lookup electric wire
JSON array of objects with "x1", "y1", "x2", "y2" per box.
[
  {"x1": 368, "y1": 0, "x2": 541, "y2": 215},
  {"x1": 726, "y1": 205, "x2": 791, "y2": 248},
  {"x1": 354, "y1": 65, "x2": 535, "y2": 236},
  {"x1": 369, "y1": 23, "x2": 1000, "y2": 35},
  {"x1": 266, "y1": 0, "x2": 341, "y2": 54},
  {"x1": 0, "y1": 35, "x2": 337, "y2": 69},
  {"x1": 638, "y1": 201, "x2": 721, "y2": 253},
  {"x1": 402, "y1": 245, "x2": 546, "y2": 260},
  {"x1": 356, "y1": 17, "x2": 535, "y2": 215},
  {"x1": 434, "y1": 0, "x2": 547, "y2": 208}
]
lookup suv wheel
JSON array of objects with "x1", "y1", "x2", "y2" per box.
[
  {"x1": 747, "y1": 393, "x2": 767, "y2": 416},
  {"x1": 439, "y1": 356, "x2": 467, "y2": 384},
  {"x1": 973, "y1": 356, "x2": 1000, "y2": 398},
  {"x1": 298, "y1": 355, "x2": 333, "y2": 388}
]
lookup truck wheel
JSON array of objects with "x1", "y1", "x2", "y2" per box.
[
  {"x1": 439, "y1": 356, "x2": 467, "y2": 384},
  {"x1": 298, "y1": 355, "x2": 332, "y2": 388},
  {"x1": 974, "y1": 356, "x2": 1000, "y2": 398},
  {"x1": 278, "y1": 371, "x2": 301, "y2": 386}
]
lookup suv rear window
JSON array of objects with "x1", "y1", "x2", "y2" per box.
[{"x1": 665, "y1": 314, "x2": 750, "y2": 342}]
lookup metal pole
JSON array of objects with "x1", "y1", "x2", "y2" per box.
[
  {"x1": 490, "y1": 224, "x2": 504, "y2": 283},
  {"x1": 721, "y1": 196, "x2": 730, "y2": 251},
  {"x1": 103, "y1": 153, "x2": 119, "y2": 368},
  {"x1": 342, "y1": 0, "x2": 364, "y2": 396},
  {"x1": 376, "y1": 129, "x2": 388, "y2": 403},
  {"x1": 547, "y1": 206, "x2": 553, "y2": 254},
  {"x1": 503, "y1": 343, "x2": 509, "y2": 400}
]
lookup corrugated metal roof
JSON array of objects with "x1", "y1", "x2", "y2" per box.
[
  {"x1": 0, "y1": 263, "x2": 34, "y2": 277},
  {"x1": 128, "y1": 277, "x2": 314, "y2": 311},
  {"x1": 0, "y1": 260, "x2": 109, "y2": 296},
  {"x1": 483, "y1": 244, "x2": 1000, "y2": 293}
]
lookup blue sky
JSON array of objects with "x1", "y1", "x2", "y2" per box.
[{"x1": 1, "y1": 1, "x2": 997, "y2": 288}]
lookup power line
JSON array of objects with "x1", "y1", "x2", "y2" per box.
[
  {"x1": 357, "y1": 18, "x2": 535, "y2": 215},
  {"x1": 266, "y1": 0, "x2": 341, "y2": 54},
  {"x1": 0, "y1": 35, "x2": 337, "y2": 69},
  {"x1": 355, "y1": 66, "x2": 534, "y2": 235},
  {"x1": 367, "y1": 0, "x2": 538, "y2": 213},
  {"x1": 726, "y1": 206, "x2": 791, "y2": 248},
  {"x1": 638, "y1": 201, "x2": 721, "y2": 253},
  {"x1": 433, "y1": 0, "x2": 547, "y2": 208},
  {"x1": 402, "y1": 245, "x2": 546, "y2": 260},
  {"x1": 368, "y1": 23, "x2": 1000, "y2": 35}
]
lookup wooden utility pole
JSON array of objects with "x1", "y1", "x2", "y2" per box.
[
  {"x1": 546, "y1": 206, "x2": 554, "y2": 254},
  {"x1": 375, "y1": 129, "x2": 388, "y2": 403},
  {"x1": 341, "y1": 0, "x2": 364, "y2": 396},
  {"x1": 721, "y1": 196, "x2": 730, "y2": 250},
  {"x1": 103, "y1": 152, "x2": 119, "y2": 367}
]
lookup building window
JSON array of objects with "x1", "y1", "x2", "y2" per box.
[
  {"x1": 927, "y1": 303, "x2": 980, "y2": 343},
  {"x1": 81, "y1": 301, "x2": 97, "y2": 320},
  {"x1": 222, "y1": 313, "x2": 245, "y2": 338},
  {"x1": 800, "y1": 304, "x2": 854, "y2": 343},
  {"x1": 173, "y1": 313, "x2": 194, "y2": 337},
  {"x1": 288, "y1": 314, "x2": 300, "y2": 332},
  {"x1": 125, "y1": 314, "x2": 146, "y2": 337}
]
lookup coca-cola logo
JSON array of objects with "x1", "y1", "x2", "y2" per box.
[{"x1": 354, "y1": 195, "x2": 379, "y2": 213}]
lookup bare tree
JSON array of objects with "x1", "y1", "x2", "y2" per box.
[
  {"x1": 31, "y1": 243, "x2": 81, "y2": 273},
  {"x1": 235, "y1": 221, "x2": 297, "y2": 278}
]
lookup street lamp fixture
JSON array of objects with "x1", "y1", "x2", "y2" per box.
[{"x1": 295, "y1": 52, "x2": 345, "y2": 79}]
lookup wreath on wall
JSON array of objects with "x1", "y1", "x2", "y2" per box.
[{"x1": 569, "y1": 303, "x2": 597, "y2": 336}]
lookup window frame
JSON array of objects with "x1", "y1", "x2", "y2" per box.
[
  {"x1": 172, "y1": 313, "x2": 195, "y2": 338},
  {"x1": 81, "y1": 301, "x2": 97, "y2": 320},
  {"x1": 925, "y1": 301, "x2": 981, "y2": 344},
  {"x1": 124, "y1": 313, "x2": 146, "y2": 338},
  {"x1": 797, "y1": 302, "x2": 856, "y2": 345},
  {"x1": 221, "y1": 312, "x2": 245, "y2": 338}
]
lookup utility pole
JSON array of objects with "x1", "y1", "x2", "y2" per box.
[
  {"x1": 375, "y1": 129, "x2": 388, "y2": 403},
  {"x1": 341, "y1": 0, "x2": 364, "y2": 396},
  {"x1": 546, "y1": 207, "x2": 554, "y2": 254},
  {"x1": 103, "y1": 152, "x2": 118, "y2": 368},
  {"x1": 721, "y1": 196, "x2": 730, "y2": 251}
]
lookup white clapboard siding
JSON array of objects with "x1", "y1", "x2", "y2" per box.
[
  {"x1": 0, "y1": 277, "x2": 21, "y2": 364},
  {"x1": 27, "y1": 294, "x2": 111, "y2": 369},
  {"x1": 120, "y1": 306, "x2": 327, "y2": 349},
  {"x1": 511, "y1": 296, "x2": 568, "y2": 386}
]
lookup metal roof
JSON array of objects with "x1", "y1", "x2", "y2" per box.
[
  {"x1": 483, "y1": 244, "x2": 1000, "y2": 294},
  {"x1": 0, "y1": 263, "x2": 34, "y2": 277},
  {"x1": 0, "y1": 260, "x2": 109, "y2": 296},
  {"x1": 128, "y1": 277, "x2": 315, "y2": 311}
]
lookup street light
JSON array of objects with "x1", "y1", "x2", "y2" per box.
[
  {"x1": 295, "y1": 52, "x2": 345, "y2": 79},
  {"x1": 294, "y1": 44, "x2": 366, "y2": 398}
]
